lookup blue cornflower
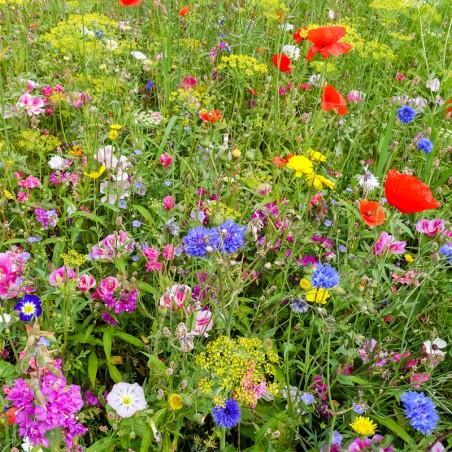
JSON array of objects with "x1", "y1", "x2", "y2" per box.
[
  {"x1": 439, "y1": 244, "x2": 452, "y2": 264},
  {"x1": 96, "y1": 30, "x2": 103, "y2": 38},
  {"x1": 339, "y1": 245, "x2": 347, "y2": 253},
  {"x1": 417, "y1": 138, "x2": 433, "y2": 153},
  {"x1": 301, "y1": 393, "x2": 315, "y2": 405},
  {"x1": 290, "y1": 298, "x2": 309, "y2": 313},
  {"x1": 146, "y1": 80, "x2": 155, "y2": 94},
  {"x1": 400, "y1": 391, "x2": 439, "y2": 435},
  {"x1": 212, "y1": 399, "x2": 241, "y2": 429},
  {"x1": 183, "y1": 226, "x2": 219, "y2": 257},
  {"x1": 311, "y1": 265, "x2": 340, "y2": 289},
  {"x1": 14, "y1": 295, "x2": 42, "y2": 321},
  {"x1": 119, "y1": 200, "x2": 127, "y2": 209},
  {"x1": 397, "y1": 106, "x2": 416, "y2": 123},
  {"x1": 211, "y1": 219, "x2": 247, "y2": 254},
  {"x1": 132, "y1": 220, "x2": 141, "y2": 227}
]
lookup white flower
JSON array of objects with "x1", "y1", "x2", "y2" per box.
[
  {"x1": 327, "y1": 8, "x2": 335, "y2": 19},
  {"x1": 424, "y1": 338, "x2": 447, "y2": 356},
  {"x1": 105, "y1": 40, "x2": 118, "y2": 51},
  {"x1": 426, "y1": 78, "x2": 440, "y2": 92},
  {"x1": 279, "y1": 23, "x2": 294, "y2": 31},
  {"x1": 282, "y1": 45, "x2": 300, "y2": 61},
  {"x1": 357, "y1": 166, "x2": 380, "y2": 192},
  {"x1": 82, "y1": 27, "x2": 95, "y2": 37},
  {"x1": 131, "y1": 51, "x2": 148, "y2": 60},
  {"x1": 48, "y1": 155, "x2": 65, "y2": 170},
  {"x1": 0, "y1": 313, "x2": 12, "y2": 324},
  {"x1": 107, "y1": 382, "x2": 147, "y2": 418},
  {"x1": 22, "y1": 437, "x2": 43, "y2": 452}
]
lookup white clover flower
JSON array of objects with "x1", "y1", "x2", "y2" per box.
[
  {"x1": 107, "y1": 382, "x2": 147, "y2": 418},
  {"x1": 282, "y1": 45, "x2": 300, "y2": 61},
  {"x1": 424, "y1": 338, "x2": 447, "y2": 356},
  {"x1": 48, "y1": 155, "x2": 65, "y2": 170},
  {"x1": 357, "y1": 166, "x2": 380, "y2": 193}
]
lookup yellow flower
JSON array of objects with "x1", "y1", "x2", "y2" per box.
[
  {"x1": 168, "y1": 394, "x2": 182, "y2": 411},
  {"x1": 306, "y1": 288, "x2": 330, "y2": 304},
  {"x1": 4, "y1": 189, "x2": 14, "y2": 200},
  {"x1": 350, "y1": 416, "x2": 377, "y2": 436},
  {"x1": 300, "y1": 278, "x2": 311, "y2": 290},
  {"x1": 286, "y1": 156, "x2": 313, "y2": 177},
  {"x1": 110, "y1": 124, "x2": 122, "y2": 130},
  {"x1": 405, "y1": 254, "x2": 414, "y2": 263},
  {"x1": 109, "y1": 130, "x2": 118, "y2": 140},
  {"x1": 306, "y1": 149, "x2": 327, "y2": 162},
  {"x1": 84, "y1": 165, "x2": 106, "y2": 179},
  {"x1": 306, "y1": 173, "x2": 335, "y2": 190}
]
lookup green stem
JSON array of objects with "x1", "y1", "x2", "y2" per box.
[{"x1": 220, "y1": 426, "x2": 226, "y2": 450}]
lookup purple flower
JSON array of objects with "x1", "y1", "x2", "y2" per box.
[
  {"x1": 102, "y1": 312, "x2": 118, "y2": 325},
  {"x1": 301, "y1": 392, "x2": 315, "y2": 405},
  {"x1": 14, "y1": 295, "x2": 42, "y2": 321},
  {"x1": 212, "y1": 399, "x2": 241, "y2": 429},
  {"x1": 415, "y1": 219, "x2": 445, "y2": 236},
  {"x1": 132, "y1": 220, "x2": 142, "y2": 227},
  {"x1": 183, "y1": 226, "x2": 219, "y2": 257}
]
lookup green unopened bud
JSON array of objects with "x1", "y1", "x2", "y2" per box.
[
  {"x1": 158, "y1": 305, "x2": 167, "y2": 316},
  {"x1": 330, "y1": 285, "x2": 346, "y2": 295},
  {"x1": 130, "y1": 431, "x2": 136, "y2": 439},
  {"x1": 211, "y1": 211, "x2": 224, "y2": 227}
]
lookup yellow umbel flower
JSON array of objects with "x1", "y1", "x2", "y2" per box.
[
  {"x1": 306, "y1": 173, "x2": 335, "y2": 190},
  {"x1": 300, "y1": 278, "x2": 311, "y2": 290},
  {"x1": 61, "y1": 249, "x2": 87, "y2": 267},
  {"x1": 286, "y1": 156, "x2": 313, "y2": 177},
  {"x1": 350, "y1": 416, "x2": 377, "y2": 436},
  {"x1": 305, "y1": 288, "x2": 330, "y2": 304},
  {"x1": 168, "y1": 394, "x2": 182, "y2": 411}
]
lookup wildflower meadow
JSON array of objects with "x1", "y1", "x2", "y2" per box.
[{"x1": 0, "y1": 0, "x2": 451, "y2": 450}]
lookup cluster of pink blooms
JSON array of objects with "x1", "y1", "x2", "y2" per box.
[
  {"x1": 236, "y1": 365, "x2": 267, "y2": 408},
  {"x1": 90, "y1": 232, "x2": 135, "y2": 261},
  {"x1": 16, "y1": 174, "x2": 42, "y2": 189},
  {"x1": 0, "y1": 250, "x2": 32, "y2": 299},
  {"x1": 143, "y1": 246, "x2": 162, "y2": 272},
  {"x1": 50, "y1": 171, "x2": 78, "y2": 186},
  {"x1": 4, "y1": 360, "x2": 87, "y2": 450},
  {"x1": 372, "y1": 232, "x2": 406, "y2": 256},
  {"x1": 48, "y1": 266, "x2": 96, "y2": 292},
  {"x1": 94, "y1": 276, "x2": 139, "y2": 314},
  {"x1": 391, "y1": 270, "x2": 426, "y2": 292}
]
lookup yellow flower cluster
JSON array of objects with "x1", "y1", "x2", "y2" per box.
[
  {"x1": 168, "y1": 87, "x2": 211, "y2": 113},
  {"x1": 205, "y1": 201, "x2": 241, "y2": 220},
  {"x1": 179, "y1": 38, "x2": 202, "y2": 49},
  {"x1": 218, "y1": 55, "x2": 268, "y2": 77},
  {"x1": 286, "y1": 153, "x2": 335, "y2": 190},
  {"x1": 0, "y1": 0, "x2": 24, "y2": 4},
  {"x1": 243, "y1": 172, "x2": 272, "y2": 189},
  {"x1": 61, "y1": 249, "x2": 87, "y2": 267},
  {"x1": 248, "y1": 0, "x2": 288, "y2": 20},
  {"x1": 196, "y1": 336, "x2": 278, "y2": 406},
  {"x1": 73, "y1": 74, "x2": 122, "y2": 96},
  {"x1": 18, "y1": 131, "x2": 61, "y2": 155}
]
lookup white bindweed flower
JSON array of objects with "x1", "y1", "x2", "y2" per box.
[
  {"x1": 22, "y1": 437, "x2": 43, "y2": 452},
  {"x1": 0, "y1": 313, "x2": 12, "y2": 324},
  {"x1": 357, "y1": 166, "x2": 380, "y2": 192},
  {"x1": 282, "y1": 45, "x2": 300, "y2": 61},
  {"x1": 48, "y1": 155, "x2": 65, "y2": 170},
  {"x1": 107, "y1": 382, "x2": 147, "y2": 418},
  {"x1": 424, "y1": 338, "x2": 447, "y2": 356},
  {"x1": 131, "y1": 51, "x2": 148, "y2": 60}
]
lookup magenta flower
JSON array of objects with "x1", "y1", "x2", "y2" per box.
[
  {"x1": 373, "y1": 232, "x2": 406, "y2": 256},
  {"x1": 415, "y1": 218, "x2": 445, "y2": 236},
  {"x1": 17, "y1": 93, "x2": 44, "y2": 115},
  {"x1": 181, "y1": 76, "x2": 196, "y2": 90},
  {"x1": 188, "y1": 303, "x2": 213, "y2": 336},
  {"x1": 349, "y1": 435, "x2": 394, "y2": 452},
  {"x1": 77, "y1": 274, "x2": 96, "y2": 292},
  {"x1": 48, "y1": 266, "x2": 76, "y2": 286},
  {"x1": 164, "y1": 195, "x2": 175, "y2": 211},
  {"x1": 159, "y1": 153, "x2": 172, "y2": 168},
  {"x1": 160, "y1": 284, "x2": 191, "y2": 310},
  {"x1": 347, "y1": 90, "x2": 364, "y2": 102}
]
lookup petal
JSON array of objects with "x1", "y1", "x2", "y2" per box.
[
  {"x1": 433, "y1": 338, "x2": 447, "y2": 348},
  {"x1": 327, "y1": 41, "x2": 353, "y2": 56},
  {"x1": 308, "y1": 26, "x2": 347, "y2": 45},
  {"x1": 306, "y1": 45, "x2": 318, "y2": 61}
]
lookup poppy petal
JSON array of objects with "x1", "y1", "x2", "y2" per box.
[
  {"x1": 307, "y1": 26, "x2": 347, "y2": 46},
  {"x1": 360, "y1": 201, "x2": 385, "y2": 227},
  {"x1": 327, "y1": 41, "x2": 353, "y2": 56},
  {"x1": 306, "y1": 46, "x2": 319, "y2": 61},
  {"x1": 385, "y1": 169, "x2": 440, "y2": 214}
]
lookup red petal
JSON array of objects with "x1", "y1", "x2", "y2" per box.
[
  {"x1": 307, "y1": 26, "x2": 347, "y2": 45},
  {"x1": 306, "y1": 46, "x2": 319, "y2": 61},
  {"x1": 327, "y1": 41, "x2": 353, "y2": 56}
]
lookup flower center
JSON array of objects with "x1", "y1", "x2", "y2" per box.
[
  {"x1": 122, "y1": 396, "x2": 131, "y2": 405},
  {"x1": 23, "y1": 305, "x2": 34, "y2": 314},
  {"x1": 365, "y1": 210, "x2": 372, "y2": 217}
]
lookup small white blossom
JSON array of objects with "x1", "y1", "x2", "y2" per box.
[
  {"x1": 48, "y1": 155, "x2": 65, "y2": 170},
  {"x1": 107, "y1": 382, "x2": 147, "y2": 418},
  {"x1": 282, "y1": 45, "x2": 300, "y2": 61},
  {"x1": 426, "y1": 78, "x2": 440, "y2": 92},
  {"x1": 424, "y1": 338, "x2": 447, "y2": 356},
  {"x1": 0, "y1": 313, "x2": 12, "y2": 324},
  {"x1": 105, "y1": 40, "x2": 118, "y2": 51},
  {"x1": 131, "y1": 51, "x2": 148, "y2": 60},
  {"x1": 357, "y1": 166, "x2": 380, "y2": 192}
]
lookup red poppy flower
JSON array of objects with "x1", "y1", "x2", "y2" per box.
[
  {"x1": 118, "y1": 0, "x2": 143, "y2": 5},
  {"x1": 306, "y1": 26, "x2": 353, "y2": 61},
  {"x1": 272, "y1": 157, "x2": 286, "y2": 168},
  {"x1": 273, "y1": 53, "x2": 292, "y2": 73},
  {"x1": 285, "y1": 153, "x2": 293, "y2": 163},
  {"x1": 293, "y1": 27, "x2": 308, "y2": 43},
  {"x1": 1, "y1": 407, "x2": 18, "y2": 426},
  {"x1": 321, "y1": 85, "x2": 347, "y2": 116},
  {"x1": 200, "y1": 110, "x2": 222, "y2": 123},
  {"x1": 179, "y1": 5, "x2": 192, "y2": 16},
  {"x1": 360, "y1": 200, "x2": 385, "y2": 228},
  {"x1": 384, "y1": 169, "x2": 440, "y2": 214}
]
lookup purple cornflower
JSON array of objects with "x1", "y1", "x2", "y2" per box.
[
  {"x1": 290, "y1": 298, "x2": 309, "y2": 313},
  {"x1": 211, "y1": 219, "x2": 247, "y2": 254},
  {"x1": 183, "y1": 226, "x2": 219, "y2": 257},
  {"x1": 212, "y1": 399, "x2": 241, "y2": 429}
]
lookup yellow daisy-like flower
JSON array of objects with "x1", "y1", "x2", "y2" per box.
[
  {"x1": 286, "y1": 156, "x2": 313, "y2": 177},
  {"x1": 299, "y1": 278, "x2": 311, "y2": 290},
  {"x1": 84, "y1": 165, "x2": 106, "y2": 179},
  {"x1": 168, "y1": 394, "x2": 183, "y2": 411},
  {"x1": 405, "y1": 254, "x2": 414, "y2": 263},
  {"x1": 305, "y1": 173, "x2": 335, "y2": 190},
  {"x1": 305, "y1": 288, "x2": 330, "y2": 304},
  {"x1": 306, "y1": 149, "x2": 327, "y2": 162},
  {"x1": 350, "y1": 416, "x2": 377, "y2": 436},
  {"x1": 109, "y1": 130, "x2": 118, "y2": 140},
  {"x1": 110, "y1": 124, "x2": 122, "y2": 130}
]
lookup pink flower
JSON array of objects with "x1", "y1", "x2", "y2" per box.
[
  {"x1": 163, "y1": 244, "x2": 175, "y2": 260},
  {"x1": 373, "y1": 232, "x2": 406, "y2": 256},
  {"x1": 17, "y1": 191, "x2": 30, "y2": 202},
  {"x1": 163, "y1": 195, "x2": 175, "y2": 211},
  {"x1": 159, "y1": 153, "x2": 172, "y2": 168},
  {"x1": 77, "y1": 274, "x2": 96, "y2": 292},
  {"x1": 143, "y1": 247, "x2": 162, "y2": 272},
  {"x1": 257, "y1": 183, "x2": 271, "y2": 196},
  {"x1": 181, "y1": 76, "x2": 196, "y2": 90},
  {"x1": 95, "y1": 145, "x2": 118, "y2": 170},
  {"x1": 42, "y1": 85, "x2": 53, "y2": 96},
  {"x1": 97, "y1": 276, "x2": 120, "y2": 295},
  {"x1": 17, "y1": 175, "x2": 42, "y2": 189},
  {"x1": 415, "y1": 218, "x2": 445, "y2": 236},
  {"x1": 237, "y1": 365, "x2": 266, "y2": 408},
  {"x1": 48, "y1": 266, "x2": 76, "y2": 286},
  {"x1": 349, "y1": 435, "x2": 394, "y2": 452},
  {"x1": 396, "y1": 73, "x2": 405, "y2": 82},
  {"x1": 160, "y1": 284, "x2": 191, "y2": 310},
  {"x1": 188, "y1": 303, "x2": 213, "y2": 337},
  {"x1": 0, "y1": 253, "x2": 22, "y2": 299},
  {"x1": 23, "y1": 79, "x2": 37, "y2": 92},
  {"x1": 410, "y1": 372, "x2": 431, "y2": 388},
  {"x1": 347, "y1": 90, "x2": 364, "y2": 102},
  {"x1": 17, "y1": 93, "x2": 44, "y2": 115}
]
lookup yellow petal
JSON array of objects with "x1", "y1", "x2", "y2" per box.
[{"x1": 83, "y1": 165, "x2": 106, "y2": 179}]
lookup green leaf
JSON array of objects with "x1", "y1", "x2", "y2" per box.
[
  {"x1": 160, "y1": 115, "x2": 179, "y2": 149},
  {"x1": 140, "y1": 427, "x2": 154, "y2": 452},
  {"x1": 337, "y1": 374, "x2": 354, "y2": 386},
  {"x1": 348, "y1": 376, "x2": 369, "y2": 385},
  {"x1": 376, "y1": 102, "x2": 398, "y2": 178},
  {"x1": 371, "y1": 415, "x2": 413, "y2": 443},
  {"x1": 84, "y1": 324, "x2": 95, "y2": 343},
  {"x1": 138, "y1": 281, "x2": 156, "y2": 295},
  {"x1": 133, "y1": 204, "x2": 155, "y2": 226},
  {"x1": 113, "y1": 331, "x2": 144, "y2": 348},
  {"x1": 108, "y1": 364, "x2": 122, "y2": 383},
  {"x1": 103, "y1": 328, "x2": 112, "y2": 362},
  {"x1": 142, "y1": 352, "x2": 169, "y2": 379},
  {"x1": 86, "y1": 437, "x2": 117, "y2": 452},
  {"x1": 113, "y1": 257, "x2": 126, "y2": 274},
  {"x1": 88, "y1": 351, "x2": 98, "y2": 388},
  {"x1": 67, "y1": 334, "x2": 103, "y2": 346},
  {"x1": 69, "y1": 210, "x2": 105, "y2": 225}
]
